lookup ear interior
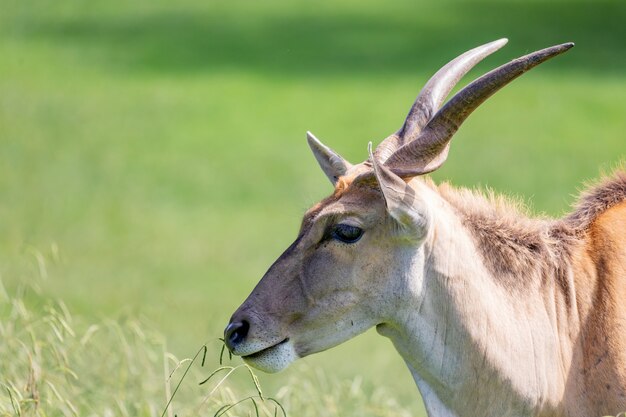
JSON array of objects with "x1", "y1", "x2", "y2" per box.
[
  {"x1": 368, "y1": 143, "x2": 427, "y2": 232},
  {"x1": 307, "y1": 131, "x2": 352, "y2": 185}
]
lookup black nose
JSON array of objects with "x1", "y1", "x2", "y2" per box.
[{"x1": 224, "y1": 320, "x2": 250, "y2": 350}]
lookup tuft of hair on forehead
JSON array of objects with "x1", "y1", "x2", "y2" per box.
[
  {"x1": 333, "y1": 170, "x2": 382, "y2": 197},
  {"x1": 300, "y1": 175, "x2": 367, "y2": 228},
  {"x1": 333, "y1": 176, "x2": 353, "y2": 197}
]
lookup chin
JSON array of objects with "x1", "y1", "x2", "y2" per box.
[{"x1": 242, "y1": 339, "x2": 299, "y2": 373}]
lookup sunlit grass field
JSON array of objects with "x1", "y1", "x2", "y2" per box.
[{"x1": 1, "y1": 0, "x2": 624, "y2": 415}]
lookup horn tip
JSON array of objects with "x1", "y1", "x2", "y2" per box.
[
  {"x1": 494, "y1": 38, "x2": 509, "y2": 46},
  {"x1": 548, "y1": 42, "x2": 575, "y2": 56},
  {"x1": 482, "y1": 38, "x2": 508, "y2": 52},
  {"x1": 552, "y1": 42, "x2": 575, "y2": 51}
]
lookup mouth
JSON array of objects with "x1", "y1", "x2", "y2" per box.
[
  {"x1": 242, "y1": 338, "x2": 290, "y2": 360},
  {"x1": 239, "y1": 338, "x2": 297, "y2": 373}
]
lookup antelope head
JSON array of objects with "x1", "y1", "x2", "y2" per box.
[{"x1": 223, "y1": 39, "x2": 573, "y2": 373}]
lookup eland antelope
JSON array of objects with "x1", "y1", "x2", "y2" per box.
[{"x1": 224, "y1": 39, "x2": 626, "y2": 417}]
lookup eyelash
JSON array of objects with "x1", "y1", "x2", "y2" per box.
[{"x1": 330, "y1": 224, "x2": 363, "y2": 244}]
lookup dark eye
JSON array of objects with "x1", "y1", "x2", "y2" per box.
[{"x1": 331, "y1": 224, "x2": 363, "y2": 243}]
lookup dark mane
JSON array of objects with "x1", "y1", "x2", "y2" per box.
[
  {"x1": 566, "y1": 169, "x2": 626, "y2": 232},
  {"x1": 436, "y1": 169, "x2": 626, "y2": 291}
]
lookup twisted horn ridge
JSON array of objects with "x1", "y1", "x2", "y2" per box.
[
  {"x1": 374, "y1": 38, "x2": 508, "y2": 163},
  {"x1": 384, "y1": 42, "x2": 574, "y2": 178}
]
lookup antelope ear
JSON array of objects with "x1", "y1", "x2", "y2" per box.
[
  {"x1": 307, "y1": 131, "x2": 352, "y2": 185},
  {"x1": 368, "y1": 143, "x2": 427, "y2": 233}
]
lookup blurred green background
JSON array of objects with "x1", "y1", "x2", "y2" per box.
[{"x1": 1, "y1": 0, "x2": 624, "y2": 414}]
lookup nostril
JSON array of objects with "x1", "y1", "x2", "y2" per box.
[{"x1": 225, "y1": 320, "x2": 250, "y2": 348}]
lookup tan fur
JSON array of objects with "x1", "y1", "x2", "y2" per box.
[
  {"x1": 437, "y1": 181, "x2": 558, "y2": 290},
  {"x1": 567, "y1": 170, "x2": 626, "y2": 232},
  {"x1": 435, "y1": 170, "x2": 626, "y2": 414},
  {"x1": 437, "y1": 171, "x2": 626, "y2": 285},
  {"x1": 566, "y1": 201, "x2": 626, "y2": 414}
]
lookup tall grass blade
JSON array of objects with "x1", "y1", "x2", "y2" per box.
[
  {"x1": 160, "y1": 344, "x2": 207, "y2": 417},
  {"x1": 6, "y1": 387, "x2": 21, "y2": 417},
  {"x1": 244, "y1": 365, "x2": 264, "y2": 400},
  {"x1": 267, "y1": 398, "x2": 287, "y2": 417},
  {"x1": 201, "y1": 345, "x2": 208, "y2": 367},
  {"x1": 198, "y1": 366, "x2": 234, "y2": 386}
]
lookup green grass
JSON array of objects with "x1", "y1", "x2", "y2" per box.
[
  {"x1": 0, "y1": 0, "x2": 624, "y2": 415},
  {"x1": 0, "y1": 280, "x2": 416, "y2": 417}
]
